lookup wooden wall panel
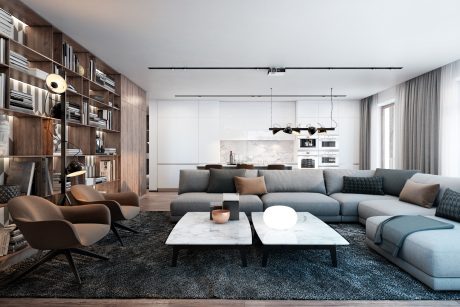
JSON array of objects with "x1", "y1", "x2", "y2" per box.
[{"x1": 120, "y1": 75, "x2": 147, "y2": 195}]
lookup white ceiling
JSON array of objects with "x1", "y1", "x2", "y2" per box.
[{"x1": 22, "y1": 0, "x2": 460, "y2": 101}]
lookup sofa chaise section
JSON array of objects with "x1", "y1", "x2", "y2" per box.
[{"x1": 366, "y1": 215, "x2": 460, "y2": 290}]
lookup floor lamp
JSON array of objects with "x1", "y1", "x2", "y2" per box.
[{"x1": 46, "y1": 72, "x2": 86, "y2": 205}]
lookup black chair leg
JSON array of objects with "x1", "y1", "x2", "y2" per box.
[
  {"x1": 4, "y1": 250, "x2": 61, "y2": 286},
  {"x1": 64, "y1": 250, "x2": 82, "y2": 284},
  {"x1": 111, "y1": 224, "x2": 124, "y2": 246},
  {"x1": 113, "y1": 221, "x2": 139, "y2": 234},
  {"x1": 70, "y1": 248, "x2": 109, "y2": 261}
]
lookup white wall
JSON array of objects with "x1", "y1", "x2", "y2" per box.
[{"x1": 149, "y1": 99, "x2": 361, "y2": 189}]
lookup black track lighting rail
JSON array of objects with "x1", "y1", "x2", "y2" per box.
[
  {"x1": 175, "y1": 94, "x2": 347, "y2": 98},
  {"x1": 149, "y1": 66, "x2": 402, "y2": 70}
]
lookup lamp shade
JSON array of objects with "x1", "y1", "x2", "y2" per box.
[
  {"x1": 263, "y1": 205, "x2": 298, "y2": 230},
  {"x1": 46, "y1": 73, "x2": 67, "y2": 94},
  {"x1": 65, "y1": 160, "x2": 86, "y2": 177}
]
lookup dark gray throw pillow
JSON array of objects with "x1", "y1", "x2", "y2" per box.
[
  {"x1": 342, "y1": 176, "x2": 385, "y2": 195},
  {"x1": 435, "y1": 188, "x2": 460, "y2": 222},
  {"x1": 374, "y1": 168, "x2": 420, "y2": 196},
  {"x1": 207, "y1": 169, "x2": 246, "y2": 193}
]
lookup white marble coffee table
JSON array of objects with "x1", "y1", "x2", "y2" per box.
[
  {"x1": 251, "y1": 212, "x2": 349, "y2": 267},
  {"x1": 166, "y1": 212, "x2": 252, "y2": 267}
]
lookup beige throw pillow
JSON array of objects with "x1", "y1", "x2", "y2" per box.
[
  {"x1": 234, "y1": 176, "x2": 268, "y2": 195},
  {"x1": 399, "y1": 180, "x2": 440, "y2": 208}
]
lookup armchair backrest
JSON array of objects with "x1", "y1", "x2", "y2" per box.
[
  {"x1": 70, "y1": 185, "x2": 105, "y2": 203},
  {"x1": 8, "y1": 196, "x2": 63, "y2": 223}
]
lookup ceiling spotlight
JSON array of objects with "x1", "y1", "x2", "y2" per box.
[{"x1": 267, "y1": 67, "x2": 286, "y2": 76}]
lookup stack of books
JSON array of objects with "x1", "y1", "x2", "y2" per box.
[
  {"x1": 89, "y1": 111, "x2": 107, "y2": 128},
  {"x1": 9, "y1": 51, "x2": 29, "y2": 71},
  {"x1": 0, "y1": 37, "x2": 6, "y2": 63},
  {"x1": 0, "y1": 9, "x2": 13, "y2": 38},
  {"x1": 68, "y1": 103, "x2": 81, "y2": 123},
  {"x1": 53, "y1": 148, "x2": 82, "y2": 156},
  {"x1": 104, "y1": 148, "x2": 117, "y2": 155},
  {"x1": 10, "y1": 89, "x2": 33, "y2": 112},
  {"x1": 27, "y1": 67, "x2": 47, "y2": 80},
  {"x1": 8, "y1": 225, "x2": 27, "y2": 254},
  {"x1": 52, "y1": 173, "x2": 71, "y2": 192},
  {"x1": 0, "y1": 73, "x2": 5, "y2": 108},
  {"x1": 67, "y1": 84, "x2": 77, "y2": 93},
  {"x1": 95, "y1": 69, "x2": 116, "y2": 92}
]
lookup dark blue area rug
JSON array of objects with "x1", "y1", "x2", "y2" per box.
[{"x1": 0, "y1": 211, "x2": 460, "y2": 300}]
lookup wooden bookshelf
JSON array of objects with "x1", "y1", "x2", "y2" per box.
[
  {"x1": 0, "y1": 0, "x2": 133, "y2": 198},
  {"x1": 0, "y1": 0, "x2": 147, "y2": 269}
]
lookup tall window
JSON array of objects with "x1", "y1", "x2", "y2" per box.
[{"x1": 381, "y1": 103, "x2": 395, "y2": 168}]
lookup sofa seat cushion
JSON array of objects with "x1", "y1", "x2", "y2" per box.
[
  {"x1": 261, "y1": 193, "x2": 340, "y2": 216},
  {"x1": 170, "y1": 192, "x2": 263, "y2": 216},
  {"x1": 366, "y1": 215, "x2": 460, "y2": 278},
  {"x1": 358, "y1": 199, "x2": 436, "y2": 221},
  {"x1": 330, "y1": 193, "x2": 398, "y2": 216}
]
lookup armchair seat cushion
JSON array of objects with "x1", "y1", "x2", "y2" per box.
[
  {"x1": 120, "y1": 206, "x2": 140, "y2": 220},
  {"x1": 73, "y1": 223, "x2": 110, "y2": 246}
]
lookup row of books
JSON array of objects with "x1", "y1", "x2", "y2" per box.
[
  {"x1": 100, "y1": 160, "x2": 117, "y2": 182},
  {"x1": 63, "y1": 41, "x2": 80, "y2": 73},
  {"x1": 0, "y1": 224, "x2": 27, "y2": 256},
  {"x1": 10, "y1": 89, "x2": 33, "y2": 112},
  {"x1": 95, "y1": 69, "x2": 116, "y2": 92},
  {"x1": 0, "y1": 37, "x2": 6, "y2": 63},
  {"x1": 89, "y1": 111, "x2": 108, "y2": 128},
  {"x1": 0, "y1": 9, "x2": 13, "y2": 38},
  {"x1": 9, "y1": 51, "x2": 28, "y2": 71},
  {"x1": 98, "y1": 109, "x2": 114, "y2": 130},
  {"x1": 0, "y1": 73, "x2": 5, "y2": 108}
]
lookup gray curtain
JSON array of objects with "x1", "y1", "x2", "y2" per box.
[
  {"x1": 400, "y1": 69, "x2": 441, "y2": 174},
  {"x1": 359, "y1": 96, "x2": 372, "y2": 170}
]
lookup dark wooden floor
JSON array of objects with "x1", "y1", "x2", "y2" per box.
[{"x1": 1, "y1": 192, "x2": 459, "y2": 307}]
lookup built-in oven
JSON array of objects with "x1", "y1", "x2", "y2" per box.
[
  {"x1": 318, "y1": 136, "x2": 339, "y2": 150},
  {"x1": 318, "y1": 152, "x2": 339, "y2": 167},
  {"x1": 297, "y1": 151, "x2": 318, "y2": 169},
  {"x1": 298, "y1": 137, "x2": 317, "y2": 150}
]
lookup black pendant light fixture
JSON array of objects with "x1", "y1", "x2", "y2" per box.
[{"x1": 268, "y1": 88, "x2": 337, "y2": 135}]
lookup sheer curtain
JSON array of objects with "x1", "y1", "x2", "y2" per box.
[{"x1": 440, "y1": 60, "x2": 460, "y2": 176}]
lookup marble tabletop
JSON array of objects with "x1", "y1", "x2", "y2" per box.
[
  {"x1": 166, "y1": 212, "x2": 252, "y2": 246},
  {"x1": 251, "y1": 212, "x2": 349, "y2": 246}
]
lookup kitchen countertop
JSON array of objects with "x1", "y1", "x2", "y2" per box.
[{"x1": 197, "y1": 164, "x2": 295, "y2": 170}]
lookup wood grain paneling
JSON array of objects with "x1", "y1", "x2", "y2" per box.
[{"x1": 120, "y1": 75, "x2": 147, "y2": 195}]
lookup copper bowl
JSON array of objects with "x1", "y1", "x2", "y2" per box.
[{"x1": 212, "y1": 209, "x2": 230, "y2": 224}]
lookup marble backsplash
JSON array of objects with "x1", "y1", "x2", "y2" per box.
[{"x1": 220, "y1": 140, "x2": 295, "y2": 164}]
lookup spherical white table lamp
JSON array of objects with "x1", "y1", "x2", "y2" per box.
[{"x1": 263, "y1": 205, "x2": 298, "y2": 230}]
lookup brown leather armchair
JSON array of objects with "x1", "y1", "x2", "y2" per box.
[
  {"x1": 7, "y1": 196, "x2": 110, "y2": 284},
  {"x1": 70, "y1": 185, "x2": 140, "y2": 246}
]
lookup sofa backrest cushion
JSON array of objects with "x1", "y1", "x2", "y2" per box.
[
  {"x1": 374, "y1": 168, "x2": 420, "y2": 196},
  {"x1": 323, "y1": 169, "x2": 375, "y2": 195},
  {"x1": 207, "y1": 169, "x2": 247, "y2": 193},
  {"x1": 178, "y1": 170, "x2": 210, "y2": 194},
  {"x1": 258, "y1": 169, "x2": 326, "y2": 194},
  {"x1": 411, "y1": 173, "x2": 460, "y2": 206}
]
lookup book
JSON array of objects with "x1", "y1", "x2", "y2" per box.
[
  {"x1": 5, "y1": 161, "x2": 35, "y2": 195},
  {"x1": 99, "y1": 160, "x2": 112, "y2": 181},
  {"x1": 0, "y1": 228, "x2": 10, "y2": 256}
]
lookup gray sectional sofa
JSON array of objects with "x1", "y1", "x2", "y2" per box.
[
  {"x1": 171, "y1": 168, "x2": 433, "y2": 223},
  {"x1": 171, "y1": 168, "x2": 460, "y2": 290}
]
